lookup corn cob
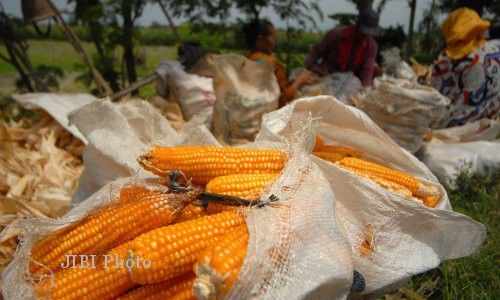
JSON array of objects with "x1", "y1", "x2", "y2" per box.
[
  {"x1": 339, "y1": 165, "x2": 413, "y2": 199},
  {"x1": 177, "y1": 204, "x2": 207, "y2": 222},
  {"x1": 138, "y1": 146, "x2": 286, "y2": 184},
  {"x1": 313, "y1": 151, "x2": 358, "y2": 163},
  {"x1": 318, "y1": 146, "x2": 363, "y2": 157},
  {"x1": 119, "y1": 185, "x2": 158, "y2": 203},
  {"x1": 415, "y1": 195, "x2": 439, "y2": 208},
  {"x1": 127, "y1": 210, "x2": 246, "y2": 284},
  {"x1": 206, "y1": 173, "x2": 279, "y2": 201},
  {"x1": 194, "y1": 226, "x2": 249, "y2": 300},
  {"x1": 118, "y1": 274, "x2": 196, "y2": 300},
  {"x1": 35, "y1": 242, "x2": 135, "y2": 300},
  {"x1": 313, "y1": 134, "x2": 325, "y2": 151},
  {"x1": 338, "y1": 157, "x2": 438, "y2": 197},
  {"x1": 30, "y1": 189, "x2": 198, "y2": 275}
]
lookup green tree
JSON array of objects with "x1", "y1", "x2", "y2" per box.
[{"x1": 272, "y1": 0, "x2": 323, "y2": 72}]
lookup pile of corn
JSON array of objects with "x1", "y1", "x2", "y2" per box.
[
  {"x1": 313, "y1": 134, "x2": 440, "y2": 208},
  {"x1": 0, "y1": 108, "x2": 84, "y2": 291},
  {"x1": 29, "y1": 145, "x2": 286, "y2": 300}
]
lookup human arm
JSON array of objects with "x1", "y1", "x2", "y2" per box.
[
  {"x1": 305, "y1": 28, "x2": 339, "y2": 70},
  {"x1": 359, "y1": 40, "x2": 377, "y2": 86}
]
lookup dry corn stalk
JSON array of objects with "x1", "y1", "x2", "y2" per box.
[
  {"x1": 127, "y1": 210, "x2": 246, "y2": 284},
  {"x1": 138, "y1": 146, "x2": 286, "y2": 184},
  {"x1": 194, "y1": 226, "x2": 248, "y2": 300},
  {"x1": 0, "y1": 111, "x2": 84, "y2": 284},
  {"x1": 118, "y1": 274, "x2": 196, "y2": 300}
]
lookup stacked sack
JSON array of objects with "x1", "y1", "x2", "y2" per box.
[{"x1": 352, "y1": 78, "x2": 450, "y2": 153}]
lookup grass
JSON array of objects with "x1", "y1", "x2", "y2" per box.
[
  {"x1": 0, "y1": 40, "x2": 177, "y2": 97},
  {"x1": 388, "y1": 169, "x2": 500, "y2": 300}
]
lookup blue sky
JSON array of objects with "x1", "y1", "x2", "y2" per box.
[{"x1": 2, "y1": 0, "x2": 437, "y2": 33}]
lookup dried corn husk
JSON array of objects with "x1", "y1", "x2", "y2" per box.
[{"x1": 0, "y1": 110, "x2": 83, "y2": 284}]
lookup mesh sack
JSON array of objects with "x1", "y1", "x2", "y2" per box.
[
  {"x1": 1, "y1": 177, "x2": 171, "y2": 299},
  {"x1": 2, "y1": 99, "x2": 354, "y2": 299},
  {"x1": 257, "y1": 96, "x2": 487, "y2": 295}
]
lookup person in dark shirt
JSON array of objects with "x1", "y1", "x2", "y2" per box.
[{"x1": 305, "y1": 8, "x2": 381, "y2": 86}]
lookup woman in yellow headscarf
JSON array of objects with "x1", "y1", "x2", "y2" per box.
[{"x1": 431, "y1": 8, "x2": 499, "y2": 127}]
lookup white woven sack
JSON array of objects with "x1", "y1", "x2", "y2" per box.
[
  {"x1": 353, "y1": 78, "x2": 450, "y2": 153},
  {"x1": 193, "y1": 54, "x2": 280, "y2": 145},
  {"x1": 256, "y1": 96, "x2": 486, "y2": 295},
  {"x1": 4, "y1": 99, "x2": 354, "y2": 299},
  {"x1": 69, "y1": 99, "x2": 219, "y2": 204},
  {"x1": 155, "y1": 60, "x2": 216, "y2": 120}
]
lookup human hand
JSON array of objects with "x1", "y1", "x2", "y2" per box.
[{"x1": 294, "y1": 69, "x2": 314, "y2": 89}]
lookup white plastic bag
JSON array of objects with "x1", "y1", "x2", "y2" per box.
[
  {"x1": 192, "y1": 54, "x2": 280, "y2": 145},
  {"x1": 290, "y1": 69, "x2": 362, "y2": 106},
  {"x1": 353, "y1": 78, "x2": 451, "y2": 153},
  {"x1": 12, "y1": 93, "x2": 96, "y2": 143},
  {"x1": 155, "y1": 60, "x2": 216, "y2": 121},
  {"x1": 257, "y1": 96, "x2": 486, "y2": 295},
  {"x1": 429, "y1": 118, "x2": 500, "y2": 143},
  {"x1": 68, "y1": 99, "x2": 219, "y2": 204},
  {"x1": 418, "y1": 140, "x2": 500, "y2": 188},
  {"x1": 417, "y1": 119, "x2": 500, "y2": 188},
  {"x1": 381, "y1": 47, "x2": 416, "y2": 81},
  {"x1": 3, "y1": 99, "x2": 354, "y2": 300}
]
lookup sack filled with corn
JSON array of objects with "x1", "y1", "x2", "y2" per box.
[
  {"x1": 257, "y1": 96, "x2": 486, "y2": 296},
  {"x1": 2, "y1": 98, "x2": 353, "y2": 299}
]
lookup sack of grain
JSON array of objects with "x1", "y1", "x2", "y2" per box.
[
  {"x1": 352, "y1": 77, "x2": 450, "y2": 153},
  {"x1": 192, "y1": 54, "x2": 280, "y2": 145},
  {"x1": 155, "y1": 60, "x2": 216, "y2": 121},
  {"x1": 2, "y1": 98, "x2": 353, "y2": 299},
  {"x1": 257, "y1": 96, "x2": 486, "y2": 296}
]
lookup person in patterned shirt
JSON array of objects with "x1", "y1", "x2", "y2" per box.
[{"x1": 431, "y1": 7, "x2": 499, "y2": 127}]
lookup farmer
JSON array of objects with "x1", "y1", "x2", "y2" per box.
[
  {"x1": 305, "y1": 8, "x2": 381, "y2": 86},
  {"x1": 244, "y1": 19, "x2": 312, "y2": 107},
  {"x1": 431, "y1": 8, "x2": 499, "y2": 127}
]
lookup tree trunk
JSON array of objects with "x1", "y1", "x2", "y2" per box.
[
  {"x1": 89, "y1": 23, "x2": 120, "y2": 91},
  {"x1": 406, "y1": 0, "x2": 417, "y2": 62},
  {"x1": 423, "y1": 0, "x2": 435, "y2": 53},
  {"x1": 2, "y1": 40, "x2": 34, "y2": 92},
  {"x1": 122, "y1": 1, "x2": 138, "y2": 94}
]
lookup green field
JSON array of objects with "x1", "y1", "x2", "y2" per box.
[{"x1": 0, "y1": 39, "x2": 178, "y2": 96}]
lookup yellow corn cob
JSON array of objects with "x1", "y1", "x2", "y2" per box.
[
  {"x1": 415, "y1": 195, "x2": 439, "y2": 208},
  {"x1": 118, "y1": 274, "x2": 196, "y2": 300},
  {"x1": 177, "y1": 204, "x2": 207, "y2": 222},
  {"x1": 138, "y1": 146, "x2": 286, "y2": 184},
  {"x1": 319, "y1": 146, "x2": 363, "y2": 157},
  {"x1": 30, "y1": 189, "x2": 198, "y2": 275},
  {"x1": 194, "y1": 225, "x2": 248, "y2": 300},
  {"x1": 35, "y1": 242, "x2": 135, "y2": 300},
  {"x1": 338, "y1": 157, "x2": 438, "y2": 197},
  {"x1": 206, "y1": 173, "x2": 279, "y2": 201},
  {"x1": 119, "y1": 185, "x2": 157, "y2": 203},
  {"x1": 338, "y1": 165, "x2": 413, "y2": 199},
  {"x1": 127, "y1": 210, "x2": 246, "y2": 284},
  {"x1": 313, "y1": 151, "x2": 351, "y2": 163},
  {"x1": 313, "y1": 134, "x2": 325, "y2": 151}
]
